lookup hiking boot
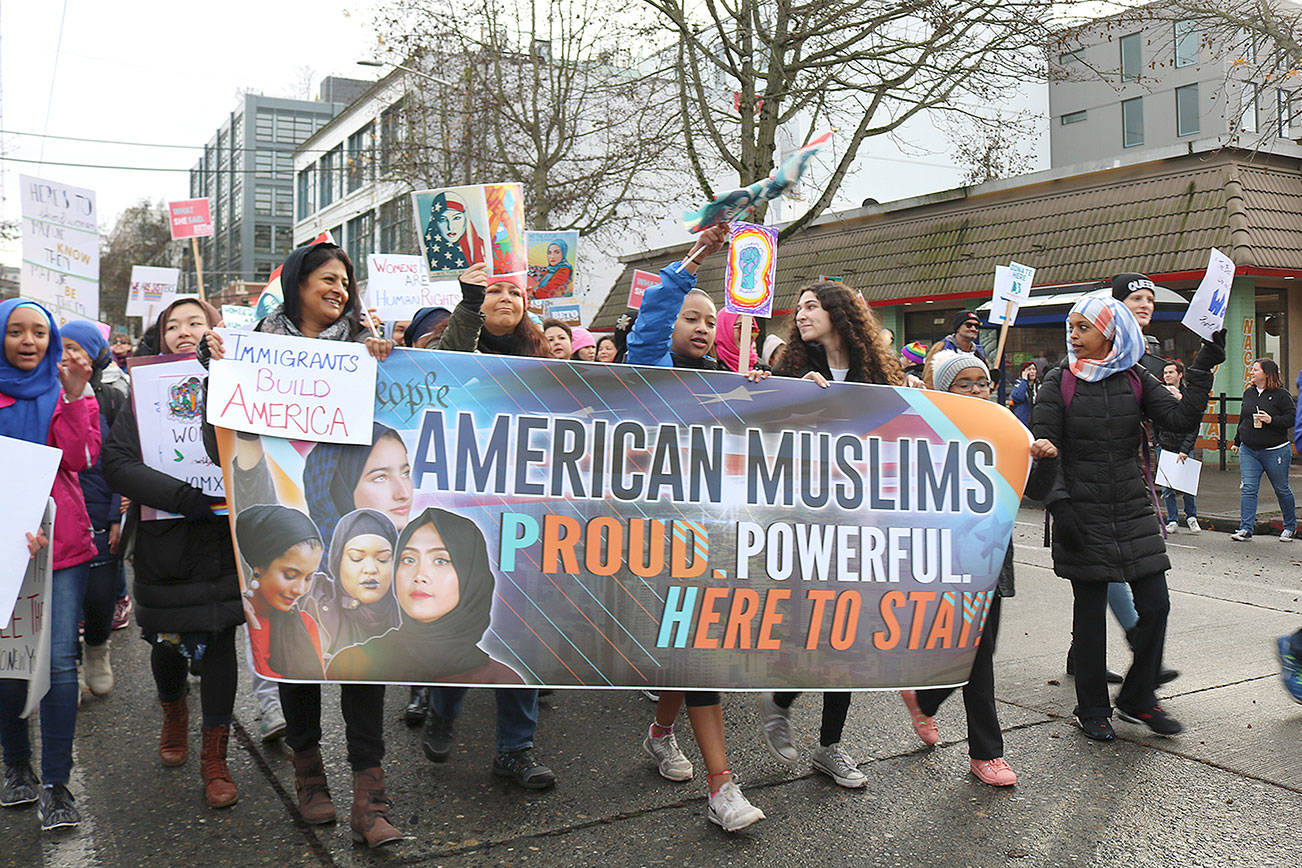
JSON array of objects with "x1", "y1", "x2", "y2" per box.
[
  {"x1": 83, "y1": 643, "x2": 113, "y2": 696},
  {"x1": 259, "y1": 705, "x2": 286, "y2": 742},
  {"x1": 200, "y1": 725, "x2": 238, "y2": 808},
  {"x1": 37, "y1": 783, "x2": 79, "y2": 831},
  {"x1": 1230, "y1": 529, "x2": 1253, "y2": 541},
  {"x1": 350, "y1": 768, "x2": 403, "y2": 848},
  {"x1": 811, "y1": 743, "x2": 867, "y2": 788},
  {"x1": 1276, "y1": 634, "x2": 1302, "y2": 704},
  {"x1": 643, "y1": 726, "x2": 693, "y2": 781},
  {"x1": 403, "y1": 687, "x2": 429, "y2": 725},
  {"x1": 1186, "y1": 516, "x2": 1201, "y2": 533},
  {"x1": 159, "y1": 695, "x2": 189, "y2": 766},
  {"x1": 1165, "y1": 520, "x2": 1178, "y2": 534},
  {"x1": 759, "y1": 693, "x2": 798, "y2": 763},
  {"x1": 900, "y1": 690, "x2": 939, "y2": 746},
  {"x1": 1074, "y1": 715, "x2": 1115, "y2": 741},
  {"x1": 1116, "y1": 703, "x2": 1184, "y2": 736},
  {"x1": 291, "y1": 747, "x2": 336, "y2": 824},
  {"x1": 421, "y1": 713, "x2": 454, "y2": 763},
  {"x1": 493, "y1": 749, "x2": 556, "y2": 790},
  {"x1": 970, "y1": 757, "x2": 1017, "y2": 786},
  {"x1": 1, "y1": 762, "x2": 39, "y2": 807},
  {"x1": 707, "y1": 781, "x2": 765, "y2": 831}
]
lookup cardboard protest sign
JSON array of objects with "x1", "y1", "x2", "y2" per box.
[
  {"x1": 988, "y1": 266, "x2": 1016, "y2": 326},
  {"x1": 412, "y1": 186, "x2": 491, "y2": 281},
  {"x1": 127, "y1": 266, "x2": 182, "y2": 319},
  {"x1": 206, "y1": 329, "x2": 377, "y2": 445},
  {"x1": 365, "y1": 254, "x2": 460, "y2": 320},
  {"x1": 128, "y1": 355, "x2": 226, "y2": 520},
  {"x1": 1182, "y1": 248, "x2": 1234, "y2": 341},
  {"x1": 526, "y1": 231, "x2": 578, "y2": 301},
  {"x1": 628, "y1": 269, "x2": 657, "y2": 310},
  {"x1": 0, "y1": 438, "x2": 61, "y2": 627},
  {"x1": 167, "y1": 198, "x2": 214, "y2": 239},
  {"x1": 724, "y1": 222, "x2": 777, "y2": 317},
  {"x1": 1156, "y1": 451, "x2": 1201, "y2": 496},
  {"x1": 217, "y1": 349, "x2": 1031, "y2": 689},
  {"x1": 221, "y1": 305, "x2": 257, "y2": 330},
  {"x1": 0, "y1": 501, "x2": 54, "y2": 718},
  {"x1": 19, "y1": 174, "x2": 99, "y2": 322}
]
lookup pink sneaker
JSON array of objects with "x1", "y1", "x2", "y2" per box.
[
  {"x1": 900, "y1": 690, "x2": 939, "y2": 746},
  {"x1": 970, "y1": 757, "x2": 1017, "y2": 786}
]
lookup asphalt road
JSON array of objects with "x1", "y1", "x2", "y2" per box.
[{"x1": 4, "y1": 508, "x2": 1301, "y2": 867}]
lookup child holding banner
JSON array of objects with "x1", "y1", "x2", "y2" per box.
[
  {"x1": 0, "y1": 299, "x2": 100, "y2": 831},
  {"x1": 624, "y1": 225, "x2": 767, "y2": 832},
  {"x1": 102, "y1": 297, "x2": 245, "y2": 810}
]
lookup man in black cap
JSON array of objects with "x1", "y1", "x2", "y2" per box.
[
  {"x1": 1111, "y1": 272, "x2": 1166, "y2": 378},
  {"x1": 940, "y1": 310, "x2": 986, "y2": 361}
]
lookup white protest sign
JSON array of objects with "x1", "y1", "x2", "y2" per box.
[
  {"x1": 206, "y1": 329, "x2": 376, "y2": 445},
  {"x1": 988, "y1": 266, "x2": 1017, "y2": 325},
  {"x1": 0, "y1": 500, "x2": 54, "y2": 717},
  {"x1": 221, "y1": 305, "x2": 257, "y2": 330},
  {"x1": 1007, "y1": 261, "x2": 1035, "y2": 304},
  {"x1": 0, "y1": 439, "x2": 61, "y2": 628},
  {"x1": 366, "y1": 254, "x2": 462, "y2": 320},
  {"x1": 19, "y1": 175, "x2": 99, "y2": 322},
  {"x1": 1155, "y1": 450, "x2": 1202, "y2": 496},
  {"x1": 127, "y1": 356, "x2": 225, "y2": 520},
  {"x1": 1181, "y1": 248, "x2": 1234, "y2": 341},
  {"x1": 127, "y1": 266, "x2": 181, "y2": 318}
]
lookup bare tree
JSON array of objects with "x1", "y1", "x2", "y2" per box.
[
  {"x1": 99, "y1": 200, "x2": 176, "y2": 328},
  {"x1": 646, "y1": 0, "x2": 1075, "y2": 238},
  {"x1": 945, "y1": 117, "x2": 1039, "y2": 185}
]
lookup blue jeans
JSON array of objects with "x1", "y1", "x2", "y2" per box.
[
  {"x1": 1107, "y1": 581, "x2": 1140, "y2": 632},
  {"x1": 1155, "y1": 447, "x2": 1197, "y2": 521},
  {"x1": 1239, "y1": 444, "x2": 1297, "y2": 533},
  {"x1": 428, "y1": 687, "x2": 538, "y2": 753},
  {"x1": 0, "y1": 563, "x2": 90, "y2": 784}
]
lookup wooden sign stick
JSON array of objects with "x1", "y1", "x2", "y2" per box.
[
  {"x1": 739, "y1": 313, "x2": 754, "y2": 375},
  {"x1": 191, "y1": 237, "x2": 206, "y2": 301}
]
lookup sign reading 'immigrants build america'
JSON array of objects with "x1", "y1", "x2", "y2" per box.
[{"x1": 216, "y1": 350, "x2": 1031, "y2": 691}]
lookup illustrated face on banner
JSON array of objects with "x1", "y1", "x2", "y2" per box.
[
  {"x1": 351, "y1": 435, "x2": 414, "y2": 530},
  {"x1": 395, "y1": 522, "x2": 461, "y2": 622},
  {"x1": 258, "y1": 544, "x2": 320, "y2": 612},
  {"x1": 441, "y1": 206, "x2": 467, "y2": 243},
  {"x1": 526, "y1": 230, "x2": 578, "y2": 301},
  {"x1": 413, "y1": 186, "x2": 491, "y2": 280}
]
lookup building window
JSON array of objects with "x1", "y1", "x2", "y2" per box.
[
  {"x1": 297, "y1": 166, "x2": 315, "y2": 220},
  {"x1": 319, "y1": 146, "x2": 341, "y2": 208},
  {"x1": 378, "y1": 196, "x2": 413, "y2": 254},
  {"x1": 1240, "y1": 84, "x2": 1258, "y2": 134},
  {"x1": 1061, "y1": 110, "x2": 1087, "y2": 125},
  {"x1": 1174, "y1": 20, "x2": 1199, "y2": 67},
  {"x1": 254, "y1": 184, "x2": 273, "y2": 216},
  {"x1": 1059, "y1": 49, "x2": 1085, "y2": 66},
  {"x1": 1120, "y1": 32, "x2": 1141, "y2": 82},
  {"x1": 380, "y1": 99, "x2": 405, "y2": 174},
  {"x1": 254, "y1": 224, "x2": 273, "y2": 253},
  {"x1": 346, "y1": 212, "x2": 375, "y2": 281},
  {"x1": 1122, "y1": 97, "x2": 1143, "y2": 147},
  {"x1": 1175, "y1": 84, "x2": 1199, "y2": 136},
  {"x1": 255, "y1": 110, "x2": 275, "y2": 142}
]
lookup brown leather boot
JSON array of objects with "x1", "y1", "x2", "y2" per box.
[
  {"x1": 291, "y1": 747, "x2": 335, "y2": 824},
  {"x1": 350, "y1": 767, "x2": 402, "y2": 848},
  {"x1": 199, "y1": 725, "x2": 238, "y2": 808},
  {"x1": 159, "y1": 696, "x2": 189, "y2": 767}
]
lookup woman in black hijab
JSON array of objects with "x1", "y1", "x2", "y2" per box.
[
  {"x1": 327, "y1": 508, "x2": 523, "y2": 684},
  {"x1": 301, "y1": 509, "x2": 401, "y2": 662}
]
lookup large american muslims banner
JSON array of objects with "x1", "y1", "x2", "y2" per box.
[{"x1": 216, "y1": 349, "x2": 1031, "y2": 690}]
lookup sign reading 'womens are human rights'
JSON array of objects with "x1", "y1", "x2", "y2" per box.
[{"x1": 206, "y1": 329, "x2": 376, "y2": 445}]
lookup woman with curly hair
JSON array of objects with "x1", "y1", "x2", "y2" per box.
[
  {"x1": 771, "y1": 281, "x2": 905, "y2": 387},
  {"x1": 760, "y1": 280, "x2": 901, "y2": 788}
]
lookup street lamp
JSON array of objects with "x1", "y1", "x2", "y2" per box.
[{"x1": 356, "y1": 59, "x2": 456, "y2": 88}]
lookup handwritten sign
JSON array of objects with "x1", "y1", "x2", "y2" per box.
[
  {"x1": 168, "y1": 198, "x2": 214, "y2": 240},
  {"x1": 365, "y1": 254, "x2": 460, "y2": 320},
  {"x1": 1182, "y1": 248, "x2": 1234, "y2": 341},
  {"x1": 1007, "y1": 261, "x2": 1035, "y2": 306},
  {"x1": 19, "y1": 174, "x2": 99, "y2": 322},
  {"x1": 0, "y1": 502, "x2": 53, "y2": 716},
  {"x1": 206, "y1": 329, "x2": 376, "y2": 445},
  {"x1": 723, "y1": 222, "x2": 777, "y2": 317},
  {"x1": 221, "y1": 305, "x2": 257, "y2": 330},
  {"x1": 0, "y1": 438, "x2": 60, "y2": 627},
  {"x1": 127, "y1": 265, "x2": 181, "y2": 318},
  {"x1": 627, "y1": 269, "x2": 657, "y2": 310}
]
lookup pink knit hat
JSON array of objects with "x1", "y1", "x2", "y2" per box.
[{"x1": 569, "y1": 326, "x2": 596, "y2": 353}]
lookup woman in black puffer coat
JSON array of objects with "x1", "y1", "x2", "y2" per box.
[{"x1": 1033, "y1": 295, "x2": 1223, "y2": 743}]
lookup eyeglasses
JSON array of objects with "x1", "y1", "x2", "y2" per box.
[{"x1": 951, "y1": 379, "x2": 992, "y2": 393}]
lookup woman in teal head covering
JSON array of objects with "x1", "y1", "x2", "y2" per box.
[{"x1": 533, "y1": 239, "x2": 572, "y2": 300}]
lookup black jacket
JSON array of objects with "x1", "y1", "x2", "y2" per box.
[
  {"x1": 1033, "y1": 361, "x2": 1212, "y2": 583},
  {"x1": 103, "y1": 400, "x2": 243, "y2": 634},
  {"x1": 1234, "y1": 386, "x2": 1295, "y2": 450}
]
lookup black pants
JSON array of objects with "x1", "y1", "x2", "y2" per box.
[
  {"x1": 1071, "y1": 573, "x2": 1169, "y2": 719},
  {"x1": 82, "y1": 556, "x2": 120, "y2": 647},
  {"x1": 151, "y1": 626, "x2": 237, "y2": 729},
  {"x1": 915, "y1": 594, "x2": 1003, "y2": 760},
  {"x1": 771, "y1": 691, "x2": 852, "y2": 747},
  {"x1": 279, "y1": 682, "x2": 386, "y2": 771}
]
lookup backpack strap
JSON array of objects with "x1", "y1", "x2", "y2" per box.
[{"x1": 1060, "y1": 365, "x2": 1077, "y2": 409}]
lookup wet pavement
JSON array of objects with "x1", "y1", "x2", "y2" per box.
[{"x1": 3, "y1": 508, "x2": 1301, "y2": 867}]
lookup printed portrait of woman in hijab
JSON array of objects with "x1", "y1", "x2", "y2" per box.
[
  {"x1": 526, "y1": 230, "x2": 577, "y2": 301},
  {"x1": 413, "y1": 187, "x2": 489, "y2": 281}
]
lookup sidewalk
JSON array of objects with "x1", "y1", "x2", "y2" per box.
[{"x1": 1170, "y1": 458, "x2": 1302, "y2": 535}]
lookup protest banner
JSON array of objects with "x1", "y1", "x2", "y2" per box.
[
  {"x1": 206, "y1": 329, "x2": 376, "y2": 445},
  {"x1": 628, "y1": 269, "x2": 657, "y2": 310},
  {"x1": 543, "y1": 301, "x2": 581, "y2": 325},
  {"x1": 526, "y1": 231, "x2": 578, "y2": 301},
  {"x1": 1156, "y1": 451, "x2": 1202, "y2": 496},
  {"x1": 0, "y1": 438, "x2": 61, "y2": 627},
  {"x1": 221, "y1": 304, "x2": 257, "y2": 330},
  {"x1": 215, "y1": 349, "x2": 1031, "y2": 690},
  {"x1": 0, "y1": 501, "x2": 54, "y2": 718},
  {"x1": 19, "y1": 174, "x2": 99, "y2": 323},
  {"x1": 168, "y1": 198, "x2": 214, "y2": 301},
  {"x1": 128, "y1": 355, "x2": 226, "y2": 520},
  {"x1": 365, "y1": 254, "x2": 460, "y2": 321},
  {"x1": 127, "y1": 265, "x2": 181, "y2": 319},
  {"x1": 485, "y1": 183, "x2": 527, "y2": 277},
  {"x1": 1182, "y1": 248, "x2": 1235, "y2": 341}
]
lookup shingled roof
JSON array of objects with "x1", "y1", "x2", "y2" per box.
[{"x1": 590, "y1": 146, "x2": 1302, "y2": 331}]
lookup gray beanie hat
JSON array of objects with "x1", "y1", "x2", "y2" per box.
[{"x1": 930, "y1": 349, "x2": 989, "y2": 393}]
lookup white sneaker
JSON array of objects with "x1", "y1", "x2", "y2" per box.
[
  {"x1": 1165, "y1": 520, "x2": 1178, "y2": 534},
  {"x1": 759, "y1": 693, "x2": 798, "y2": 763},
  {"x1": 1281, "y1": 529, "x2": 1295, "y2": 542},
  {"x1": 83, "y1": 643, "x2": 113, "y2": 696},
  {"x1": 1186, "y1": 517, "x2": 1201, "y2": 534},
  {"x1": 707, "y1": 781, "x2": 765, "y2": 831},
  {"x1": 643, "y1": 726, "x2": 693, "y2": 781},
  {"x1": 811, "y1": 743, "x2": 868, "y2": 788},
  {"x1": 1230, "y1": 529, "x2": 1253, "y2": 541}
]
